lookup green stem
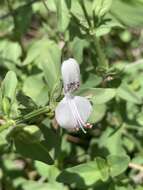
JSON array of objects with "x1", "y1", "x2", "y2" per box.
[
  {"x1": 125, "y1": 124, "x2": 143, "y2": 132},
  {"x1": 94, "y1": 37, "x2": 108, "y2": 70},
  {"x1": 42, "y1": 0, "x2": 49, "y2": 12},
  {"x1": 16, "y1": 106, "x2": 51, "y2": 124},
  {"x1": 79, "y1": 0, "x2": 108, "y2": 71},
  {"x1": 0, "y1": 106, "x2": 51, "y2": 132},
  {"x1": 79, "y1": 0, "x2": 91, "y2": 28}
]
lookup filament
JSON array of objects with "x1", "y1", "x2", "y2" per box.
[
  {"x1": 71, "y1": 99, "x2": 87, "y2": 134},
  {"x1": 67, "y1": 98, "x2": 86, "y2": 133}
]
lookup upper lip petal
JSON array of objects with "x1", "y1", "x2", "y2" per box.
[{"x1": 61, "y1": 58, "x2": 80, "y2": 93}]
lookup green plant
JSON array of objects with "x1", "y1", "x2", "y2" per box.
[{"x1": 0, "y1": 0, "x2": 143, "y2": 189}]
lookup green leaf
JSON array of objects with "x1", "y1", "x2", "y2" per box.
[
  {"x1": 0, "y1": 89, "x2": 2, "y2": 112},
  {"x1": 0, "y1": 40, "x2": 22, "y2": 70},
  {"x1": 2, "y1": 97, "x2": 11, "y2": 115},
  {"x1": 21, "y1": 181, "x2": 67, "y2": 190},
  {"x1": 77, "y1": 88, "x2": 116, "y2": 104},
  {"x1": 107, "y1": 155, "x2": 130, "y2": 177},
  {"x1": 40, "y1": 120, "x2": 61, "y2": 160},
  {"x1": 23, "y1": 74, "x2": 49, "y2": 106},
  {"x1": 57, "y1": 157, "x2": 109, "y2": 187},
  {"x1": 91, "y1": 88, "x2": 116, "y2": 104},
  {"x1": 93, "y1": 0, "x2": 113, "y2": 17},
  {"x1": 110, "y1": 0, "x2": 143, "y2": 27},
  {"x1": 98, "y1": 127, "x2": 125, "y2": 155},
  {"x1": 2, "y1": 71, "x2": 17, "y2": 102},
  {"x1": 23, "y1": 39, "x2": 61, "y2": 94},
  {"x1": 81, "y1": 74, "x2": 102, "y2": 88},
  {"x1": 44, "y1": 0, "x2": 57, "y2": 11},
  {"x1": 88, "y1": 104, "x2": 106, "y2": 124},
  {"x1": 35, "y1": 161, "x2": 60, "y2": 181},
  {"x1": 12, "y1": 126, "x2": 53, "y2": 165},
  {"x1": 14, "y1": 6, "x2": 32, "y2": 38},
  {"x1": 70, "y1": 37, "x2": 89, "y2": 63},
  {"x1": 54, "y1": 0, "x2": 70, "y2": 32},
  {"x1": 136, "y1": 187, "x2": 143, "y2": 190},
  {"x1": 95, "y1": 20, "x2": 123, "y2": 37},
  {"x1": 117, "y1": 84, "x2": 141, "y2": 104}
]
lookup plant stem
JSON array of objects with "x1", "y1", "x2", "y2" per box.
[
  {"x1": 42, "y1": 0, "x2": 49, "y2": 12},
  {"x1": 79, "y1": 0, "x2": 108, "y2": 71},
  {"x1": 0, "y1": 106, "x2": 51, "y2": 132},
  {"x1": 16, "y1": 106, "x2": 51, "y2": 124},
  {"x1": 79, "y1": 0, "x2": 91, "y2": 28},
  {"x1": 129, "y1": 163, "x2": 143, "y2": 172},
  {"x1": 94, "y1": 36, "x2": 109, "y2": 70}
]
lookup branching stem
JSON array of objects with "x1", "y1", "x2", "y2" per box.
[
  {"x1": 129, "y1": 163, "x2": 143, "y2": 172},
  {"x1": 15, "y1": 106, "x2": 51, "y2": 124}
]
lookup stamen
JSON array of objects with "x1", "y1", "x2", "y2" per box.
[
  {"x1": 67, "y1": 98, "x2": 86, "y2": 133},
  {"x1": 71, "y1": 100, "x2": 86, "y2": 126},
  {"x1": 71, "y1": 99, "x2": 87, "y2": 134}
]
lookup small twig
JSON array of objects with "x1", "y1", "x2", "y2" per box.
[{"x1": 129, "y1": 163, "x2": 143, "y2": 172}]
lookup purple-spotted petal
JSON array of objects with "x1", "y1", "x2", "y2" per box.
[
  {"x1": 55, "y1": 96, "x2": 77, "y2": 129},
  {"x1": 61, "y1": 58, "x2": 80, "y2": 93}
]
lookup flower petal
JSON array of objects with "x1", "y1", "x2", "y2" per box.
[
  {"x1": 55, "y1": 95, "x2": 92, "y2": 130},
  {"x1": 61, "y1": 58, "x2": 80, "y2": 93},
  {"x1": 55, "y1": 97, "x2": 77, "y2": 129},
  {"x1": 73, "y1": 96, "x2": 92, "y2": 124}
]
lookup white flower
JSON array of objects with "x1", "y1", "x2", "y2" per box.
[{"x1": 55, "y1": 58, "x2": 92, "y2": 133}]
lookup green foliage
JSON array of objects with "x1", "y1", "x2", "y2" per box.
[
  {"x1": 55, "y1": 0, "x2": 70, "y2": 32},
  {"x1": 110, "y1": 0, "x2": 143, "y2": 27},
  {"x1": 0, "y1": 0, "x2": 143, "y2": 190},
  {"x1": 57, "y1": 155, "x2": 129, "y2": 188},
  {"x1": 107, "y1": 155, "x2": 130, "y2": 177},
  {"x1": 11, "y1": 125, "x2": 54, "y2": 165},
  {"x1": 23, "y1": 74, "x2": 49, "y2": 106},
  {"x1": 2, "y1": 71, "x2": 17, "y2": 102},
  {"x1": 57, "y1": 157, "x2": 109, "y2": 187},
  {"x1": 93, "y1": 0, "x2": 113, "y2": 17}
]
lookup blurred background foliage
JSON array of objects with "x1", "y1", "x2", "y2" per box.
[{"x1": 0, "y1": 0, "x2": 143, "y2": 189}]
